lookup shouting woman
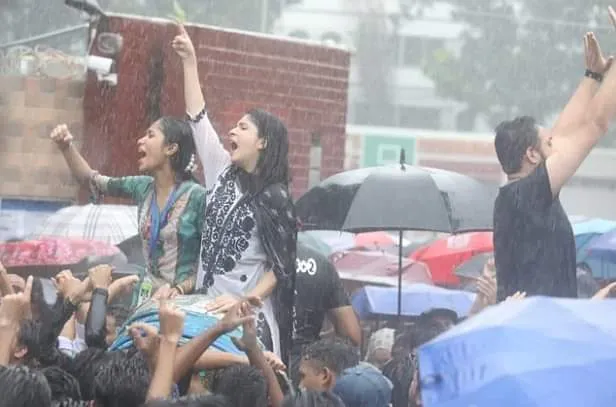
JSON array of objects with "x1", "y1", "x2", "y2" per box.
[
  {"x1": 173, "y1": 23, "x2": 297, "y2": 361},
  {"x1": 50, "y1": 118, "x2": 206, "y2": 300}
]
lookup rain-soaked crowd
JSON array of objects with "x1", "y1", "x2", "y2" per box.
[{"x1": 4, "y1": 6, "x2": 616, "y2": 407}]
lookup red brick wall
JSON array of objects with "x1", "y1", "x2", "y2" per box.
[
  {"x1": 0, "y1": 76, "x2": 83, "y2": 200},
  {"x1": 81, "y1": 15, "x2": 350, "y2": 202}
]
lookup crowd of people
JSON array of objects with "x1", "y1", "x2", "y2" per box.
[{"x1": 4, "y1": 6, "x2": 616, "y2": 407}]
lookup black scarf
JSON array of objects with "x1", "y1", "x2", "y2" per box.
[{"x1": 250, "y1": 181, "x2": 298, "y2": 365}]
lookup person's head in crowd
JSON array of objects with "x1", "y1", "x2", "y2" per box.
[
  {"x1": 104, "y1": 303, "x2": 131, "y2": 346},
  {"x1": 41, "y1": 366, "x2": 82, "y2": 403},
  {"x1": 494, "y1": 116, "x2": 553, "y2": 178},
  {"x1": 0, "y1": 364, "x2": 52, "y2": 407},
  {"x1": 69, "y1": 348, "x2": 113, "y2": 401},
  {"x1": 92, "y1": 351, "x2": 150, "y2": 407},
  {"x1": 210, "y1": 364, "x2": 267, "y2": 407},
  {"x1": 334, "y1": 364, "x2": 392, "y2": 407},
  {"x1": 419, "y1": 309, "x2": 458, "y2": 331},
  {"x1": 137, "y1": 117, "x2": 198, "y2": 182},
  {"x1": 229, "y1": 108, "x2": 291, "y2": 193},
  {"x1": 299, "y1": 338, "x2": 359, "y2": 392},
  {"x1": 364, "y1": 328, "x2": 395, "y2": 369},
  {"x1": 576, "y1": 263, "x2": 600, "y2": 298},
  {"x1": 384, "y1": 321, "x2": 447, "y2": 407},
  {"x1": 9, "y1": 318, "x2": 43, "y2": 366},
  {"x1": 281, "y1": 390, "x2": 346, "y2": 407},
  {"x1": 144, "y1": 394, "x2": 230, "y2": 407}
]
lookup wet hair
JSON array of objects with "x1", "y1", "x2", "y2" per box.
[
  {"x1": 41, "y1": 366, "x2": 82, "y2": 402},
  {"x1": 239, "y1": 109, "x2": 290, "y2": 194},
  {"x1": 282, "y1": 390, "x2": 344, "y2": 407},
  {"x1": 413, "y1": 320, "x2": 448, "y2": 349},
  {"x1": 93, "y1": 351, "x2": 150, "y2": 407},
  {"x1": 158, "y1": 116, "x2": 198, "y2": 182},
  {"x1": 0, "y1": 365, "x2": 52, "y2": 407},
  {"x1": 494, "y1": 116, "x2": 539, "y2": 174},
  {"x1": 70, "y1": 348, "x2": 121, "y2": 401},
  {"x1": 17, "y1": 319, "x2": 44, "y2": 366},
  {"x1": 144, "y1": 394, "x2": 230, "y2": 407},
  {"x1": 211, "y1": 364, "x2": 268, "y2": 407},
  {"x1": 301, "y1": 338, "x2": 359, "y2": 376}
]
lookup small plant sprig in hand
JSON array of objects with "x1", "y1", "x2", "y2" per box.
[{"x1": 168, "y1": 0, "x2": 186, "y2": 23}]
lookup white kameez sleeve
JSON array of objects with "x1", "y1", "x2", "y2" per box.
[{"x1": 187, "y1": 108, "x2": 231, "y2": 192}]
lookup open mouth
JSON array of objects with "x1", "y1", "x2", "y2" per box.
[
  {"x1": 230, "y1": 141, "x2": 238, "y2": 152},
  {"x1": 137, "y1": 148, "x2": 147, "y2": 160}
]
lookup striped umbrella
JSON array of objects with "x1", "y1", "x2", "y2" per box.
[{"x1": 39, "y1": 204, "x2": 138, "y2": 245}]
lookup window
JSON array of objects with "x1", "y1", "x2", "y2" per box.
[
  {"x1": 399, "y1": 36, "x2": 445, "y2": 67},
  {"x1": 398, "y1": 106, "x2": 441, "y2": 129},
  {"x1": 308, "y1": 132, "x2": 322, "y2": 187}
]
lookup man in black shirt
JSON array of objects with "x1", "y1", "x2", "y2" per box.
[
  {"x1": 493, "y1": 30, "x2": 616, "y2": 300},
  {"x1": 290, "y1": 242, "x2": 361, "y2": 384}
]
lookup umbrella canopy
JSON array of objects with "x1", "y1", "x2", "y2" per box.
[
  {"x1": 298, "y1": 230, "x2": 412, "y2": 257},
  {"x1": 585, "y1": 230, "x2": 616, "y2": 265},
  {"x1": 410, "y1": 232, "x2": 493, "y2": 286},
  {"x1": 0, "y1": 237, "x2": 121, "y2": 268},
  {"x1": 330, "y1": 250, "x2": 432, "y2": 286},
  {"x1": 39, "y1": 204, "x2": 138, "y2": 245},
  {"x1": 418, "y1": 297, "x2": 616, "y2": 407},
  {"x1": 351, "y1": 284, "x2": 476, "y2": 319},
  {"x1": 570, "y1": 216, "x2": 616, "y2": 254},
  {"x1": 296, "y1": 165, "x2": 496, "y2": 234},
  {"x1": 453, "y1": 252, "x2": 493, "y2": 280}
]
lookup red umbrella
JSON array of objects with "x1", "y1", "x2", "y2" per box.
[
  {"x1": 330, "y1": 250, "x2": 433, "y2": 286},
  {"x1": 0, "y1": 238, "x2": 121, "y2": 268},
  {"x1": 409, "y1": 232, "x2": 493, "y2": 286}
]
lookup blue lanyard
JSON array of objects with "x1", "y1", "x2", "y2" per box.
[{"x1": 148, "y1": 184, "x2": 181, "y2": 263}]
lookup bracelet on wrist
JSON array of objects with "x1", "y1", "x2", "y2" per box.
[{"x1": 585, "y1": 69, "x2": 603, "y2": 82}]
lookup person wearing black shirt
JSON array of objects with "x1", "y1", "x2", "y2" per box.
[
  {"x1": 493, "y1": 30, "x2": 616, "y2": 300},
  {"x1": 290, "y1": 242, "x2": 361, "y2": 384}
]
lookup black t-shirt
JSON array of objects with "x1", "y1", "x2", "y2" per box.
[
  {"x1": 493, "y1": 162, "x2": 577, "y2": 301},
  {"x1": 291, "y1": 243, "x2": 350, "y2": 351}
]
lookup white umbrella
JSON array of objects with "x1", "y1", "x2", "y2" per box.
[{"x1": 39, "y1": 204, "x2": 138, "y2": 245}]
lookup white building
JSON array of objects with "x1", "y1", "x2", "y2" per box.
[{"x1": 272, "y1": 0, "x2": 467, "y2": 130}]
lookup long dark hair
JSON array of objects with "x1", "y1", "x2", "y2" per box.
[
  {"x1": 237, "y1": 109, "x2": 290, "y2": 194},
  {"x1": 158, "y1": 116, "x2": 198, "y2": 182}
]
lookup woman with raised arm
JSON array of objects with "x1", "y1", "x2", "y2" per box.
[
  {"x1": 173, "y1": 23, "x2": 297, "y2": 362},
  {"x1": 49, "y1": 118, "x2": 206, "y2": 302}
]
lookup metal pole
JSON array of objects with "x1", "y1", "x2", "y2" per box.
[
  {"x1": 397, "y1": 229, "x2": 403, "y2": 319},
  {"x1": 260, "y1": 0, "x2": 270, "y2": 33}
]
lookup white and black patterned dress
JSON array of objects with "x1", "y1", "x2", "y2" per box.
[{"x1": 189, "y1": 109, "x2": 278, "y2": 354}]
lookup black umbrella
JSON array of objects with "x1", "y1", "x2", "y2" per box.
[
  {"x1": 296, "y1": 162, "x2": 496, "y2": 234},
  {"x1": 296, "y1": 150, "x2": 496, "y2": 316}
]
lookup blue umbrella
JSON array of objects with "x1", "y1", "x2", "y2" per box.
[
  {"x1": 585, "y1": 229, "x2": 616, "y2": 264},
  {"x1": 571, "y1": 217, "x2": 616, "y2": 254},
  {"x1": 418, "y1": 297, "x2": 616, "y2": 407},
  {"x1": 351, "y1": 284, "x2": 476, "y2": 319}
]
